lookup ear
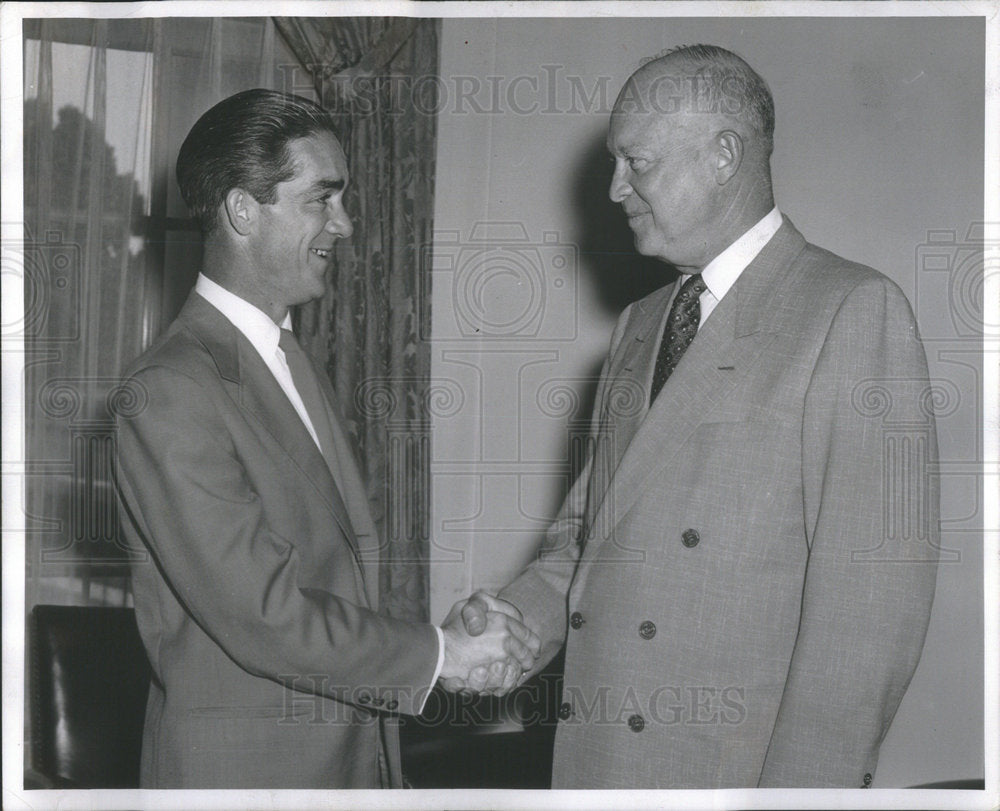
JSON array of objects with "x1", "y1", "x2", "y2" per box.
[
  {"x1": 223, "y1": 188, "x2": 256, "y2": 236},
  {"x1": 714, "y1": 130, "x2": 744, "y2": 185}
]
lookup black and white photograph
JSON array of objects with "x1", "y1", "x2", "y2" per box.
[{"x1": 1, "y1": 2, "x2": 996, "y2": 809}]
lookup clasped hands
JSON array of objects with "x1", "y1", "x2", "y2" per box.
[{"x1": 439, "y1": 591, "x2": 540, "y2": 695}]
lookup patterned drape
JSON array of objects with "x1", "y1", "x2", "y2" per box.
[{"x1": 274, "y1": 18, "x2": 438, "y2": 623}]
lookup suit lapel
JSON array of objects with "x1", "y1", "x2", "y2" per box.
[
  {"x1": 314, "y1": 369, "x2": 381, "y2": 609},
  {"x1": 606, "y1": 285, "x2": 672, "y2": 447},
  {"x1": 178, "y1": 295, "x2": 364, "y2": 565},
  {"x1": 585, "y1": 219, "x2": 807, "y2": 545},
  {"x1": 581, "y1": 287, "x2": 670, "y2": 540}
]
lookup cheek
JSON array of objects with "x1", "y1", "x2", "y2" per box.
[
  {"x1": 297, "y1": 229, "x2": 319, "y2": 255},
  {"x1": 637, "y1": 180, "x2": 678, "y2": 229}
]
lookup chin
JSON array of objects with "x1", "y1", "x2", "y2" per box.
[
  {"x1": 291, "y1": 284, "x2": 325, "y2": 307},
  {"x1": 309, "y1": 270, "x2": 329, "y2": 295},
  {"x1": 631, "y1": 233, "x2": 658, "y2": 258}
]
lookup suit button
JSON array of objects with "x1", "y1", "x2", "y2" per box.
[
  {"x1": 385, "y1": 699, "x2": 399, "y2": 711},
  {"x1": 558, "y1": 702, "x2": 574, "y2": 720},
  {"x1": 863, "y1": 773, "x2": 872, "y2": 788},
  {"x1": 570, "y1": 611, "x2": 585, "y2": 629},
  {"x1": 627, "y1": 714, "x2": 645, "y2": 732},
  {"x1": 681, "y1": 528, "x2": 700, "y2": 548},
  {"x1": 638, "y1": 620, "x2": 656, "y2": 639},
  {"x1": 358, "y1": 694, "x2": 371, "y2": 705}
]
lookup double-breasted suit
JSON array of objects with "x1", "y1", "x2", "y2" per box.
[
  {"x1": 115, "y1": 292, "x2": 438, "y2": 788},
  {"x1": 501, "y1": 218, "x2": 939, "y2": 788}
]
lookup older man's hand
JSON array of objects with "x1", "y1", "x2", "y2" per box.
[{"x1": 439, "y1": 591, "x2": 540, "y2": 695}]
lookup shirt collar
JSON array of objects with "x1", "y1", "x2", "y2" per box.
[
  {"x1": 698, "y1": 206, "x2": 783, "y2": 300},
  {"x1": 194, "y1": 273, "x2": 293, "y2": 359}
]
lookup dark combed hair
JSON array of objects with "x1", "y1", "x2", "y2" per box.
[
  {"x1": 659, "y1": 44, "x2": 776, "y2": 156},
  {"x1": 176, "y1": 89, "x2": 338, "y2": 233}
]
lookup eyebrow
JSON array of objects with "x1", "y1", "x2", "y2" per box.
[{"x1": 308, "y1": 178, "x2": 347, "y2": 194}]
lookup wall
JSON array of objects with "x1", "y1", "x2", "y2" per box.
[{"x1": 430, "y1": 16, "x2": 985, "y2": 787}]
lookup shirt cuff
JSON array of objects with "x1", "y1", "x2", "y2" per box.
[{"x1": 416, "y1": 625, "x2": 446, "y2": 715}]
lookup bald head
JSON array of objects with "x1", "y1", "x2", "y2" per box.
[
  {"x1": 615, "y1": 45, "x2": 775, "y2": 159},
  {"x1": 606, "y1": 45, "x2": 776, "y2": 271}
]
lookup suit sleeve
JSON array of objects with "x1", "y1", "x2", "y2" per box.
[
  {"x1": 500, "y1": 305, "x2": 636, "y2": 672},
  {"x1": 115, "y1": 363, "x2": 439, "y2": 716},
  {"x1": 758, "y1": 277, "x2": 939, "y2": 786}
]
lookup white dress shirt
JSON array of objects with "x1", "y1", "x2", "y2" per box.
[
  {"x1": 194, "y1": 273, "x2": 445, "y2": 702},
  {"x1": 683, "y1": 206, "x2": 784, "y2": 325},
  {"x1": 195, "y1": 274, "x2": 323, "y2": 450}
]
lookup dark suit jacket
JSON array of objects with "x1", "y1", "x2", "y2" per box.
[
  {"x1": 115, "y1": 292, "x2": 438, "y2": 788},
  {"x1": 501, "y1": 218, "x2": 939, "y2": 788}
]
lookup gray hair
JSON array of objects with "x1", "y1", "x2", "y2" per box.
[{"x1": 639, "y1": 44, "x2": 775, "y2": 156}]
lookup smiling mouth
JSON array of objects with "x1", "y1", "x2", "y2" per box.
[{"x1": 311, "y1": 247, "x2": 332, "y2": 259}]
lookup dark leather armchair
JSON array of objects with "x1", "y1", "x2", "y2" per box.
[{"x1": 28, "y1": 605, "x2": 151, "y2": 788}]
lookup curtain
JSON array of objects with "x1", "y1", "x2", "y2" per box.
[
  {"x1": 22, "y1": 17, "x2": 304, "y2": 609},
  {"x1": 24, "y1": 18, "x2": 155, "y2": 609},
  {"x1": 274, "y1": 18, "x2": 439, "y2": 623}
]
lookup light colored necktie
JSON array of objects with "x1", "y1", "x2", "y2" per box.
[
  {"x1": 279, "y1": 329, "x2": 370, "y2": 600},
  {"x1": 278, "y1": 328, "x2": 341, "y2": 470}
]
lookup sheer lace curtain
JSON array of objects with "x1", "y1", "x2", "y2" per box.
[{"x1": 23, "y1": 17, "x2": 310, "y2": 610}]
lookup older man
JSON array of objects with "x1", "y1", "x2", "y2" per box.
[
  {"x1": 454, "y1": 45, "x2": 939, "y2": 788},
  {"x1": 115, "y1": 89, "x2": 538, "y2": 789}
]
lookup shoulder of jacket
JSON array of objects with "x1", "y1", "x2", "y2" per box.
[
  {"x1": 122, "y1": 320, "x2": 217, "y2": 382},
  {"x1": 793, "y1": 242, "x2": 908, "y2": 307}
]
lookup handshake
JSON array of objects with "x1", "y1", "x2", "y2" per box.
[{"x1": 438, "y1": 591, "x2": 541, "y2": 695}]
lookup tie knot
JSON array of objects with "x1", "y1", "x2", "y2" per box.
[{"x1": 679, "y1": 273, "x2": 707, "y2": 302}]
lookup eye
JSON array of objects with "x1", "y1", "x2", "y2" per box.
[{"x1": 626, "y1": 156, "x2": 648, "y2": 172}]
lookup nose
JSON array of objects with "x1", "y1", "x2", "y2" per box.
[
  {"x1": 326, "y1": 201, "x2": 353, "y2": 240},
  {"x1": 608, "y1": 159, "x2": 631, "y2": 204}
]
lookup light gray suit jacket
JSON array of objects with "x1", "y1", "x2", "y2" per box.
[
  {"x1": 501, "y1": 218, "x2": 939, "y2": 788},
  {"x1": 115, "y1": 292, "x2": 438, "y2": 788}
]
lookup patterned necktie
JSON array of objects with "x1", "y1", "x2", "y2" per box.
[{"x1": 650, "y1": 274, "x2": 708, "y2": 402}]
